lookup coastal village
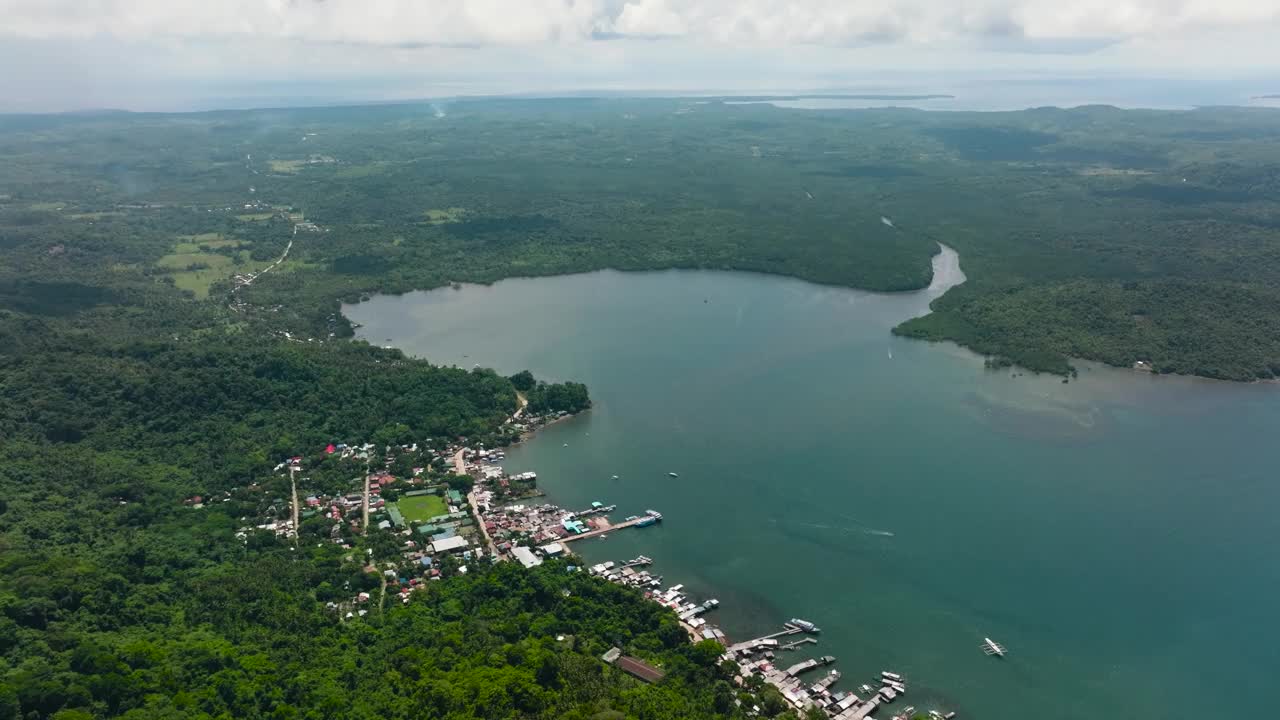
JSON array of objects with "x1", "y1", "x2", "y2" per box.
[{"x1": 222, "y1": 405, "x2": 960, "y2": 720}]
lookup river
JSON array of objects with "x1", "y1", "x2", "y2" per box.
[{"x1": 344, "y1": 246, "x2": 1280, "y2": 719}]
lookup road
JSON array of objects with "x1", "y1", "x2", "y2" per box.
[{"x1": 455, "y1": 449, "x2": 500, "y2": 557}]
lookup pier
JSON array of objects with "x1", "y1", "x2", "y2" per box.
[
  {"x1": 560, "y1": 514, "x2": 651, "y2": 543},
  {"x1": 726, "y1": 626, "x2": 802, "y2": 653},
  {"x1": 779, "y1": 637, "x2": 818, "y2": 651}
]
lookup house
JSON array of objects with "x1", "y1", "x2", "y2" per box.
[
  {"x1": 615, "y1": 656, "x2": 665, "y2": 684},
  {"x1": 539, "y1": 542, "x2": 565, "y2": 557}
]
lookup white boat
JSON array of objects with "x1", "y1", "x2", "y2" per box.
[
  {"x1": 667, "y1": 471, "x2": 679, "y2": 478},
  {"x1": 982, "y1": 637, "x2": 1007, "y2": 657},
  {"x1": 789, "y1": 618, "x2": 820, "y2": 633}
]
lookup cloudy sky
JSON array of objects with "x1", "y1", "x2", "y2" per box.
[{"x1": 2, "y1": 0, "x2": 1278, "y2": 111}]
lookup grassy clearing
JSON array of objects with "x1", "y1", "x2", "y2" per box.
[
  {"x1": 70, "y1": 211, "x2": 124, "y2": 220},
  {"x1": 333, "y1": 163, "x2": 389, "y2": 179},
  {"x1": 236, "y1": 212, "x2": 275, "y2": 222},
  {"x1": 396, "y1": 494, "x2": 449, "y2": 523},
  {"x1": 27, "y1": 202, "x2": 64, "y2": 211},
  {"x1": 268, "y1": 159, "x2": 307, "y2": 173},
  {"x1": 424, "y1": 207, "x2": 466, "y2": 225},
  {"x1": 156, "y1": 245, "x2": 264, "y2": 299},
  {"x1": 173, "y1": 234, "x2": 242, "y2": 253}
]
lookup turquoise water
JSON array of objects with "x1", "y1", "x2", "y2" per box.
[{"x1": 345, "y1": 249, "x2": 1280, "y2": 719}]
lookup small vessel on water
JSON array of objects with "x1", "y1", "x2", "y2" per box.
[
  {"x1": 982, "y1": 637, "x2": 1007, "y2": 658},
  {"x1": 635, "y1": 513, "x2": 660, "y2": 528},
  {"x1": 788, "y1": 618, "x2": 821, "y2": 633},
  {"x1": 611, "y1": 475, "x2": 620, "y2": 480},
  {"x1": 882, "y1": 671, "x2": 903, "y2": 682},
  {"x1": 667, "y1": 471, "x2": 679, "y2": 478}
]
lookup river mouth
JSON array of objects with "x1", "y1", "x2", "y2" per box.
[{"x1": 343, "y1": 254, "x2": 1280, "y2": 720}]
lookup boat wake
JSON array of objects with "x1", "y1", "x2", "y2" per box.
[{"x1": 793, "y1": 520, "x2": 895, "y2": 537}]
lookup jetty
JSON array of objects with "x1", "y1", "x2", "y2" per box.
[
  {"x1": 982, "y1": 637, "x2": 1007, "y2": 657},
  {"x1": 561, "y1": 511, "x2": 661, "y2": 543},
  {"x1": 779, "y1": 637, "x2": 818, "y2": 651},
  {"x1": 727, "y1": 626, "x2": 802, "y2": 653}
]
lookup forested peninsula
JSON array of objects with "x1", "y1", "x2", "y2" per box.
[{"x1": 3, "y1": 96, "x2": 1280, "y2": 718}]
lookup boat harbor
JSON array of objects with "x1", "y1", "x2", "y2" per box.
[
  {"x1": 464, "y1": 448, "x2": 961, "y2": 719},
  {"x1": 590, "y1": 555, "x2": 960, "y2": 720}
]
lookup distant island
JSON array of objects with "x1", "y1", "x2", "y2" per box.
[
  {"x1": 718, "y1": 93, "x2": 955, "y2": 102},
  {"x1": 1252, "y1": 94, "x2": 1280, "y2": 99}
]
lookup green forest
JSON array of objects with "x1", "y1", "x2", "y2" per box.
[
  {"x1": 4, "y1": 98, "x2": 1280, "y2": 377},
  {"x1": 2, "y1": 96, "x2": 1280, "y2": 718}
]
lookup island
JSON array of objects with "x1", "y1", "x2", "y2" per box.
[{"x1": 3, "y1": 95, "x2": 1280, "y2": 719}]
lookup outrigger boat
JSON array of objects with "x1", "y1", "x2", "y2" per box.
[{"x1": 982, "y1": 637, "x2": 1007, "y2": 658}]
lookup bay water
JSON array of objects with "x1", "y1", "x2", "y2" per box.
[{"x1": 344, "y1": 248, "x2": 1280, "y2": 719}]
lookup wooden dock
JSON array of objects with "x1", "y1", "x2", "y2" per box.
[{"x1": 779, "y1": 637, "x2": 817, "y2": 651}]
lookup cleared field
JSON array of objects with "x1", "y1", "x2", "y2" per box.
[
  {"x1": 156, "y1": 247, "x2": 260, "y2": 299},
  {"x1": 268, "y1": 159, "x2": 307, "y2": 173},
  {"x1": 236, "y1": 212, "x2": 275, "y2": 221},
  {"x1": 395, "y1": 494, "x2": 449, "y2": 523},
  {"x1": 424, "y1": 207, "x2": 466, "y2": 224},
  {"x1": 173, "y1": 233, "x2": 242, "y2": 253}
]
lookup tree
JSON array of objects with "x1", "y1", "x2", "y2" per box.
[{"x1": 509, "y1": 370, "x2": 537, "y2": 392}]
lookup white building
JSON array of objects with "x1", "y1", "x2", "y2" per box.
[{"x1": 511, "y1": 546, "x2": 543, "y2": 569}]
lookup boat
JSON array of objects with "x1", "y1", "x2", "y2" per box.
[
  {"x1": 982, "y1": 637, "x2": 1007, "y2": 658},
  {"x1": 635, "y1": 516, "x2": 657, "y2": 528},
  {"x1": 882, "y1": 671, "x2": 903, "y2": 682},
  {"x1": 667, "y1": 472, "x2": 679, "y2": 478},
  {"x1": 788, "y1": 618, "x2": 820, "y2": 633},
  {"x1": 611, "y1": 475, "x2": 619, "y2": 480},
  {"x1": 644, "y1": 509, "x2": 663, "y2": 520},
  {"x1": 891, "y1": 706, "x2": 916, "y2": 720}
]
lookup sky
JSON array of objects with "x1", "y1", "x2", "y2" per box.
[{"x1": 1, "y1": 0, "x2": 1279, "y2": 112}]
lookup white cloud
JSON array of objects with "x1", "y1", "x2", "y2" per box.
[
  {"x1": 1, "y1": 1, "x2": 1278, "y2": 111},
  {"x1": 2, "y1": 0, "x2": 1278, "y2": 48}
]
